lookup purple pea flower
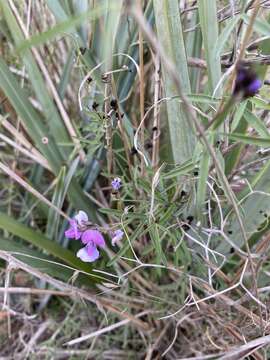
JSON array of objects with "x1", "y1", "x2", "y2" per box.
[
  {"x1": 111, "y1": 229, "x2": 124, "y2": 246},
  {"x1": 65, "y1": 211, "x2": 106, "y2": 263},
  {"x1": 77, "y1": 230, "x2": 106, "y2": 262},
  {"x1": 111, "y1": 177, "x2": 122, "y2": 192}
]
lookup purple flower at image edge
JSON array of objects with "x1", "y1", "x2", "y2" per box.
[
  {"x1": 77, "y1": 229, "x2": 106, "y2": 263},
  {"x1": 233, "y1": 65, "x2": 262, "y2": 98},
  {"x1": 246, "y1": 78, "x2": 262, "y2": 97}
]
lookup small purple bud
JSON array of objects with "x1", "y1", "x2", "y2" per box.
[
  {"x1": 111, "y1": 177, "x2": 122, "y2": 192},
  {"x1": 111, "y1": 229, "x2": 124, "y2": 246}
]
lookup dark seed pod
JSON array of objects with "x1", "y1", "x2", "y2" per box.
[
  {"x1": 182, "y1": 224, "x2": 190, "y2": 231},
  {"x1": 79, "y1": 47, "x2": 86, "y2": 55},
  {"x1": 130, "y1": 146, "x2": 138, "y2": 155},
  {"x1": 186, "y1": 215, "x2": 194, "y2": 223},
  {"x1": 110, "y1": 99, "x2": 118, "y2": 110},
  {"x1": 92, "y1": 101, "x2": 99, "y2": 111}
]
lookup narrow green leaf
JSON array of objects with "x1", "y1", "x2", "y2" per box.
[
  {"x1": 242, "y1": 14, "x2": 270, "y2": 36},
  {"x1": 215, "y1": 16, "x2": 240, "y2": 57},
  {"x1": 249, "y1": 97, "x2": 270, "y2": 111},
  {"x1": 225, "y1": 103, "x2": 248, "y2": 176},
  {"x1": 46, "y1": 0, "x2": 69, "y2": 23},
  {"x1": 187, "y1": 94, "x2": 221, "y2": 104},
  {"x1": 198, "y1": 0, "x2": 222, "y2": 95},
  {"x1": 243, "y1": 109, "x2": 269, "y2": 138},
  {"x1": 16, "y1": 4, "x2": 120, "y2": 52},
  {"x1": 1, "y1": 2, "x2": 70, "y2": 160},
  {"x1": 153, "y1": 0, "x2": 195, "y2": 164},
  {"x1": 231, "y1": 101, "x2": 247, "y2": 132},
  {"x1": 216, "y1": 159, "x2": 270, "y2": 255},
  {"x1": 161, "y1": 160, "x2": 195, "y2": 180},
  {"x1": 226, "y1": 133, "x2": 270, "y2": 147},
  {"x1": 0, "y1": 58, "x2": 97, "y2": 220},
  {"x1": 58, "y1": 49, "x2": 75, "y2": 99},
  {"x1": 0, "y1": 237, "x2": 76, "y2": 282},
  {"x1": 0, "y1": 58, "x2": 62, "y2": 172},
  {"x1": 196, "y1": 147, "x2": 211, "y2": 222},
  {"x1": 102, "y1": 0, "x2": 123, "y2": 66},
  {"x1": 46, "y1": 167, "x2": 66, "y2": 240},
  {"x1": 185, "y1": 9, "x2": 202, "y2": 92},
  {"x1": 149, "y1": 222, "x2": 166, "y2": 265}
]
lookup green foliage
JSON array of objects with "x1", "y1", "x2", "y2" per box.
[
  {"x1": 1, "y1": 2, "x2": 270, "y2": 354},
  {"x1": 153, "y1": 0, "x2": 195, "y2": 164}
]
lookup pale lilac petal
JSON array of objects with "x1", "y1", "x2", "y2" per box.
[
  {"x1": 86, "y1": 243, "x2": 100, "y2": 260},
  {"x1": 111, "y1": 229, "x2": 124, "y2": 246},
  {"x1": 76, "y1": 245, "x2": 99, "y2": 262},
  {"x1": 81, "y1": 230, "x2": 106, "y2": 248},
  {"x1": 65, "y1": 220, "x2": 81, "y2": 239},
  {"x1": 75, "y1": 210, "x2": 88, "y2": 226}
]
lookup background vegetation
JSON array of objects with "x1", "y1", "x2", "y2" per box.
[{"x1": 1, "y1": 0, "x2": 270, "y2": 358}]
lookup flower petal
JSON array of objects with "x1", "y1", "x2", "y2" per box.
[
  {"x1": 76, "y1": 245, "x2": 99, "y2": 262},
  {"x1": 86, "y1": 243, "x2": 100, "y2": 260},
  {"x1": 65, "y1": 220, "x2": 81, "y2": 239},
  {"x1": 81, "y1": 230, "x2": 105, "y2": 248},
  {"x1": 65, "y1": 227, "x2": 76, "y2": 239},
  {"x1": 75, "y1": 210, "x2": 88, "y2": 226}
]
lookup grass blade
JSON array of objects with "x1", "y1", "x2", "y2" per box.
[
  {"x1": 153, "y1": 0, "x2": 195, "y2": 164},
  {"x1": 198, "y1": 0, "x2": 222, "y2": 95}
]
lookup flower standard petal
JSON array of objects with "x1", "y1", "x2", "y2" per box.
[
  {"x1": 76, "y1": 245, "x2": 99, "y2": 262},
  {"x1": 75, "y1": 210, "x2": 88, "y2": 226},
  {"x1": 81, "y1": 229, "x2": 106, "y2": 248}
]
